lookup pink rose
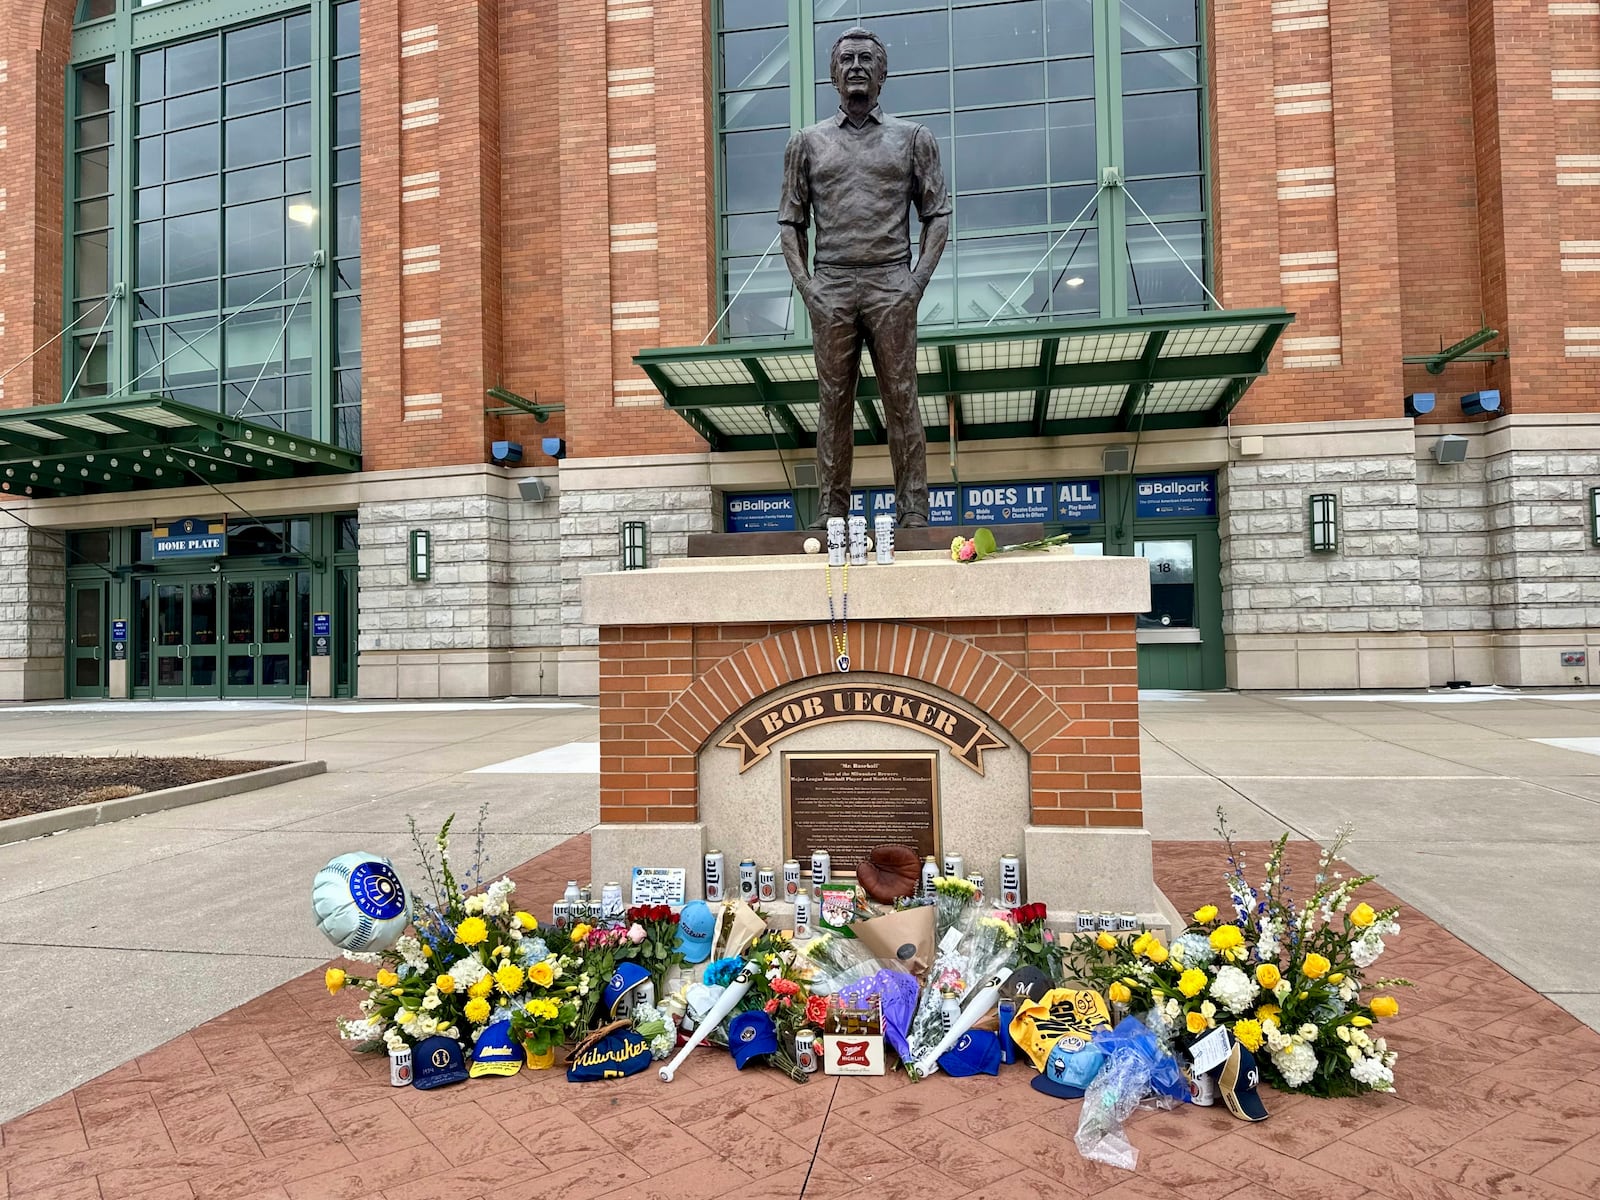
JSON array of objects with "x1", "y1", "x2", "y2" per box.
[
  {"x1": 957, "y1": 540, "x2": 977, "y2": 562},
  {"x1": 627, "y1": 923, "x2": 647, "y2": 944}
]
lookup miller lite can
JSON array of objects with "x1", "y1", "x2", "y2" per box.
[
  {"x1": 1099, "y1": 911, "x2": 1117, "y2": 932},
  {"x1": 389, "y1": 1046, "x2": 413, "y2": 1086},
  {"x1": 967, "y1": 873, "x2": 984, "y2": 902},
  {"x1": 1076, "y1": 911, "x2": 1099, "y2": 933},
  {"x1": 921, "y1": 855, "x2": 940, "y2": 900},
  {"x1": 827, "y1": 517, "x2": 847, "y2": 567},
  {"x1": 794, "y1": 889, "x2": 812, "y2": 938},
  {"x1": 552, "y1": 901, "x2": 570, "y2": 928},
  {"x1": 782, "y1": 859, "x2": 801, "y2": 900},
  {"x1": 874, "y1": 514, "x2": 895, "y2": 564},
  {"x1": 795, "y1": 1029, "x2": 820, "y2": 1074},
  {"x1": 739, "y1": 859, "x2": 758, "y2": 901},
  {"x1": 811, "y1": 850, "x2": 831, "y2": 892},
  {"x1": 943, "y1": 853, "x2": 964, "y2": 880},
  {"x1": 848, "y1": 514, "x2": 869, "y2": 566},
  {"x1": 1184, "y1": 1059, "x2": 1217, "y2": 1106},
  {"x1": 601, "y1": 882, "x2": 623, "y2": 919},
  {"x1": 704, "y1": 851, "x2": 726, "y2": 902},
  {"x1": 1118, "y1": 911, "x2": 1139, "y2": 932},
  {"x1": 758, "y1": 868, "x2": 777, "y2": 903},
  {"x1": 997, "y1": 997, "x2": 1017, "y2": 1065},
  {"x1": 999, "y1": 854, "x2": 1023, "y2": 907}
]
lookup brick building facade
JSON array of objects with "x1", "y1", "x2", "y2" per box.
[{"x1": 1, "y1": 0, "x2": 1597, "y2": 700}]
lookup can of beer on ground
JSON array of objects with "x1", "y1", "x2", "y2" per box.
[
  {"x1": 794, "y1": 889, "x2": 812, "y2": 938},
  {"x1": 921, "y1": 855, "x2": 940, "y2": 900},
  {"x1": 758, "y1": 868, "x2": 777, "y2": 903},
  {"x1": 601, "y1": 882, "x2": 624, "y2": 919},
  {"x1": 811, "y1": 850, "x2": 831, "y2": 892},
  {"x1": 967, "y1": 873, "x2": 984, "y2": 903},
  {"x1": 704, "y1": 851, "x2": 726, "y2": 902},
  {"x1": 389, "y1": 1046, "x2": 413, "y2": 1087},
  {"x1": 848, "y1": 515, "x2": 869, "y2": 566},
  {"x1": 827, "y1": 517, "x2": 847, "y2": 567},
  {"x1": 1185, "y1": 1060, "x2": 1217, "y2": 1106},
  {"x1": 739, "y1": 859, "x2": 758, "y2": 901},
  {"x1": 874, "y1": 514, "x2": 895, "y2": 564},
  {"x1": 795, "y1": 1029, "x2": 820, "y2": 1074},
  {"x1": 999, "y1": 854, "x2": 1023, "y2": 907},
  {"x1": 782, "y1": 859, "x2": 801, "y2": 900},
  {"x1": 943, "y1": 853, "x2": 964, "y2": 880},
  {"x1": 996, "y1": 997, "x2": 1017, "y2": 1065}
]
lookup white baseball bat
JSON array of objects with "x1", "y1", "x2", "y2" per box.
[
  {"x1": 658, "y1": 962, "x2": 759, "y2": 1082},
  {"x1": 910, "y1": 967, "x2": 1014, "y2": 1080}
]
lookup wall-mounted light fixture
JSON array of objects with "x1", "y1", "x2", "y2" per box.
[
  {"x1": 621, "y1": 521, "x2": 647, "y2": 571},
  {"x1": 1432, "y1": 435, "x2": 1469, "y2": 465},
  {"x1": 1590, "y1": 487, "x2": 1600, "y2": 546},
  {"x1": 409, "y1": 529, "x2": 432, "y2": 581},
  {"x1": 1309, "y1": 493, "x2": 1339, "y2": 553}
]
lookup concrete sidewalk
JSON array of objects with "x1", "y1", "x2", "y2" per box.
[{"x1": 2, "y1": 687, "x2": 1598, "y2": 1124}]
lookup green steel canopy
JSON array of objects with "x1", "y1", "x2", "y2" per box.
[
  {"x1": 635, "y1": 308, "x2": 1294, "y2": 452},
  {"x1": 0, "y1": 394, "x2": 361, "y2": 499}
]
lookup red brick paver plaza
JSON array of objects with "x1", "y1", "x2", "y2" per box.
[{"x1": 3, "y1": 838, "x2": 1598, "y2": 1200}]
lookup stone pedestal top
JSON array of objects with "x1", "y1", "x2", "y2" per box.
[{"x1": 582, "y1": 552, "x2": 1151, "y2": 625}]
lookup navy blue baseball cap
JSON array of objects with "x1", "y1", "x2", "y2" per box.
[
  {"x1": 676, "y1": 900, "x2": 717, "y2": 964},
  {"x1": 469, "y1": 1020, "x2": 523, "y2": 1078},
  {"x1": 727, "y1": 1010, "x2": 778, "y2": 1069},
  {"x1": 566, "y1": 1026, "x2": 652, "y2": 1082},
  {"x1": 412, "y1": 1036, "x2": 469, "y2": 1090},
  {"x1": 938, "y1": 1029, "x2": 1001, "y2": 1077},
  {"x1": 1031, "y1": 1039, "x2": 1105, "y2": 1099},
  {"x1": 601, "y1": 962, "x2": 654, "y2": 1018},
  {"x1": 1212, "y1": 1041, "x2": 1270, "y2": 1122}
]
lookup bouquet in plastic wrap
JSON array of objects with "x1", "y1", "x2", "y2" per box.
[
  {"x1": 1075, "y1": 1017, "x2": 1188, "y2": 1170},
  {"x1": 798, "y1": 918, "x2": 925, "y2": 1061},
  {"x1": 903, "y1": 881, "x2": 1019, "y2": 1075}
]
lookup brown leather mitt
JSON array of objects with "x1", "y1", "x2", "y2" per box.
[{"x1": 855, "y1": 844, "x2": 922, "y2": 903}]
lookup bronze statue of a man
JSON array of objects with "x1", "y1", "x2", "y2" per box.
[{"x1": 778, "y1": 27, "x2": 951, "y2": 528}]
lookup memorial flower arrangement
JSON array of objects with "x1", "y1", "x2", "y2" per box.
[
  {"x1": 697, "y1": 931, "x2": 812, "y2": 1080},
  {"x1": 950, "y1": 528, "x2": 1074, "y2": 563},
  {"x1": 905, "y1": 882, "x2": 1019, "y2": 1066},
  {"x1": 1064, "y1": 810, "x2": 1410, "y2": 1096}
]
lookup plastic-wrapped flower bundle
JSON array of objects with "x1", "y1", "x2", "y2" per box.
[{"x1": 903, "y1": 909, "x2": 1019, "y2": 1067}]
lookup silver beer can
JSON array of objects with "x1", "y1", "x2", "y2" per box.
[
  {"x1": 389, "y1": 1046, "x2": 413, "y2": 1087},
  {"x1": 848, "y1": 515, "x2": 869, "y2": 566},
  {"x1": 705, "y1": 850, "x2": 726, "y2": 903},
  {"x1": 999, "y1": 853, "x2": 1023, "y2": 907},
  {"x1": 811, "y1": 850, "x2": 831, "y2": 889},
  {"x1": 1117, "y1": 911, "x2": 1139, "y2": 931},
  {"x1": 795, "y1": 1029, "x2": 820, "y2": 1074},
  {"x1": 794, "y1": 890, "x2": 812, "y2": 938},
  {"x1": 552, "y1": 901, "x2": 570, "y2": 929},
  {"x1": 943, "y1": 853, "x2": 964, "y2": 880},
  {"x1": 758, "y1": 868, "x2": 777, "y2": 903},
  {"x1": 782, "y1": 859, "x2": 801, "y2": 900},
  {"x1": 874, "y1": 513, "x2": 895, "y2": 564},
  {"x1": 739, "y1": 859, "x2": 758, "y2": 901},
  {"x1": 1098, "y1": 911, "x2": 1117, "y2": 932},
  {"x1": 1076, "y1": 911, "x2": 1099, "y2": 933},
  {"x1": 579, "y1": 886, "x2": 592, "y2": 905},
  {"x1": 827, "y1": 517, "x2": 847, "y2": 567},
  {"x1": 967, "y1": 873, "x2": 984, "y2": 902}
]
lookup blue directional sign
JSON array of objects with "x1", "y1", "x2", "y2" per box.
[
  {"x1": 1135, "y1": 474, "x2": 1217, "y2": 518},
  {"x1": 111, "y1": 620, "x2": 127, "y2": 642},
  {"x1": 151, "y1": 516, "x2": 226, "y2": 559},
  {"x1": 724, "y1": 492, "x2": 797, "y2": 532},
  {"x1": 960, "y1": 481, "x2": 1054, "y2": 524}
]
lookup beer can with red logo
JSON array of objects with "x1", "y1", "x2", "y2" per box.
[
  {"x1": 795, "y1": 1029, "x2": 820, "y2": 1074},
  {"x1": 389, "y1": 1046, "x2": 413, "y2": 1087}
]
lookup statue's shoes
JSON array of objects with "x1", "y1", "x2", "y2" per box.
[{"x1": 898, "y1": 513, "x2": 930, "y2": 528}]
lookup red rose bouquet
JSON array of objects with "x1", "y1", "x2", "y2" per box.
[
  {"x1": 1009, "y1": 902, "x2": 1057, "y2": 978},
  {"x1": 618, "y1": 904, "x2": 683, "y2": 983}
]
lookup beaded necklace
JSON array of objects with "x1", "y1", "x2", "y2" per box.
[{"x1": 825, "y1": 558, "x2": 851, "y2": 672}]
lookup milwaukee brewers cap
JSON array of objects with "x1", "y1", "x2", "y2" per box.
[
  {"x1": 412, "y1": 1036, "x2": 469, "y2": 1090},
  {"x1": 601, "y1": 961, "x2": 654, "y2": 1018},
  {"x1": 1212, "y1": 1041, "x2": 1270, "y2": 1122},
  {"x1": 728, "y1": 1010, "x2": 778, "y2": 1069},
  {"x1": 938, "y1": 1029, "x2": 1001, "y2": 1077},
  {"x1": 468, "y1": 1020, "x2": 523, "y2": 1078}
]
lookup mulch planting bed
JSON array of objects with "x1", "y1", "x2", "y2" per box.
[{"x1": 0, "y1": 756, "x2": 284, "y2": 820}]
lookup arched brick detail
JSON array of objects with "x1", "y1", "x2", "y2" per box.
[{"x1": 655, "y1": 622, "x2": 1071, "y2": 757}]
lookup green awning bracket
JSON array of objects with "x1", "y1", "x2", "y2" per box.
[
  {"x1": 0, "y1": 393, "x2": 361, "y2": 499},
  {"x1": 485, "y1": 387, "x2": 565, "y2": 421},
  {"x1": 634, "y1": 308, "x2": 1295, "y2": 451}
]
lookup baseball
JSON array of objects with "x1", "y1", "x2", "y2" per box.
[{"x1": 803, "y1": 536, "x2": 822, "y2": 554}]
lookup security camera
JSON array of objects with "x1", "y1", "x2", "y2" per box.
[{"x1": 209, "y1": 561, "x2": 222, "y2": 574}]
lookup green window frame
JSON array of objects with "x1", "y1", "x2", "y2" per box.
[
  {"x1": 713, "y1": 0, "x2": 1210, "y2": 341},
  {"x1": 63, "y1": 0, "x2": 362, "y2": 451}
]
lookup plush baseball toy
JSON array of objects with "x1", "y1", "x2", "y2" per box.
[{"x1": 312, "y1": 853, "x2": 411, "y2": 952}]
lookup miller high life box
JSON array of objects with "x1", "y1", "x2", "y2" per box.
[{"x1": 822, "y1": 996, "x2": 885, "y2": 1076}]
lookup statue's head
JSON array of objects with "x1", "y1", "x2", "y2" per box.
[{"x1": 830, "y1": 27, "x2": 888, "y2": 109}]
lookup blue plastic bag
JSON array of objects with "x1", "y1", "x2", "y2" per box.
[{"x1": 1091, "y1": 1016, "x2": 1189, "y2": 1103}]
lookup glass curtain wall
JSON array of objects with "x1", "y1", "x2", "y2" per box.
[
  {"x1": 715, "y1": 0, "x2": 1206, "y2": 339},
  {"x1": 65, "y1": 0, "x2": 363, "y2": 450}
]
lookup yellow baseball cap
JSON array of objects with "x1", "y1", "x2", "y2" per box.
[{"x1": 1008, "y1": 987, "x2": 1112, "y2": 1072}]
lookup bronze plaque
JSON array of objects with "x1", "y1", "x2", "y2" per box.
[{"x1": 783, "y1": 751, "x2": 939, "y2": 875}]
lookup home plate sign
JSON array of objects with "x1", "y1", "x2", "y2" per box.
[{"x1": 716, "y1": 682, "x2": 1007, "y2": 775}]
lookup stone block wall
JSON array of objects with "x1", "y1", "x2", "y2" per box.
[
  {"x1": 1485, "y1": 449, "x2": 1600, "y2": 632},
  {"x1": 0, "y1": 522, "x2": 65, "y2": 701}
]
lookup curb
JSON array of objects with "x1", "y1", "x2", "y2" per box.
[{"x1": 0, "y1": 760, "x2": 327, "y2": 846}]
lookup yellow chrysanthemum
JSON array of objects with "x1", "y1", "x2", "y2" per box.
[
  {"x1": 1178, "y1": 968, "x2": 1207, "y2": 998},
  {"x1": 1301, "y1": 953, "x2": 1331, "y2": 980},
  {"x1": 525, "y1": 997, "x2": 560, "y2": 1021},
  {"x1": 1232, "y1": 1019, "x2": 1263, "y2": 1052},
  {"x1": 468, "y1": 974, "x2": 495, "y2": 1000},
  {"x1": 435, "y1": 973, "x2": 456, "y2": 994},
  {"x1": 1186, "y1": 1011, "x2": 1210, "y2": 1035},
  {"x1": 1255, "y1": 963, "x2": 1281, "y2": 989},
  {"x1": 527, "y1": 960, "x2": 555, "y2": 988},
  {"x1": 324, "y1": 968, "x2": 346, "y2": 995},
  {"x1": 375, "y1": 969, "x2": 399, "y2": 988},
  {"x1": 494, "y1": 963, "x2": 525, "y2": 995},
  {"x1": 1108, "y1": 982, "x2": 1132, "y2": 1004},
  {"x1": 464, "y1": 997, "x2": 491, "y2": 1024},
  {"x1": 1096, "y1": 932, "x2": 1118, "y2": 951},
  {"x1": 1350, "y1": 902, "x2": 1376, "y2": 928},
  {"x1": 455, "y1": 917, "x2": 488, "y2": 947},
  {"x1": 1193, "y1": 904, "x2": 1219, "y2": 924},
  {"x1": 1256, "y1": 1003, "x2": 1281, "y2": 1024},
  {"x1": 1370, "y1": 995, "x2": 1399, "y2": 1019},
  {"x1": 1209, "y1": 925, "x2": 1245, "y2": 959}
]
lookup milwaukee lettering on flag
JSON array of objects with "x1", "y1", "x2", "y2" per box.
[{"x1": 718, "y1": 684, "x2": 1008, "y2": 775}]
